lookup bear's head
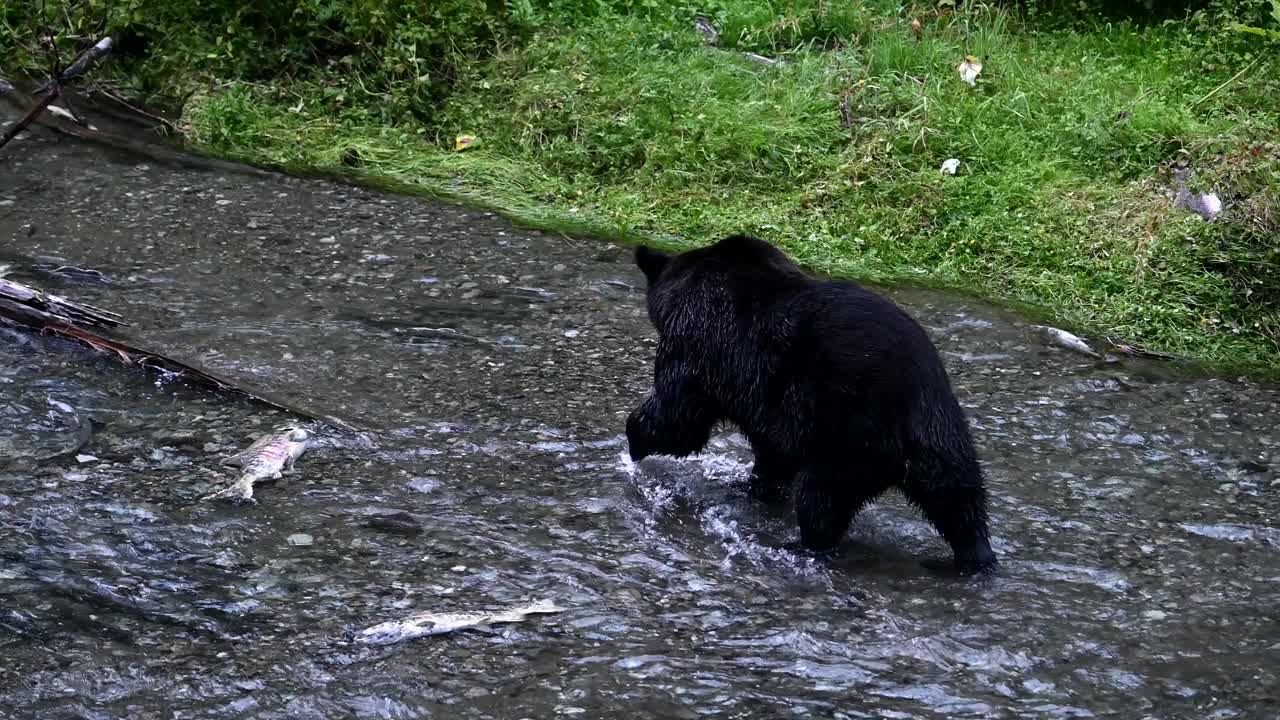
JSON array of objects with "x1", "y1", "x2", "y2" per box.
[
  {"x1": 633, "y1": 235, "x2": 809, "y2": 337},
  {"x1": 633, "y1": 245, "x2": 681, "y2": 335},
  {"x1": 635, "y1": 245, "x2": 672, "y2": 287},
  {"x1": 635, "y1": 235, "x2": 800, "y2": 286}
]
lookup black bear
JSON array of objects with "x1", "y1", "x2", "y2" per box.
[{"x1": 625, "y1": 234, "x2": 996, "y2": 575}]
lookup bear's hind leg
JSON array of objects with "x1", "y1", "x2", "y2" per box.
[
  {"x1": 899, "y1": 455, "x2": 996, "y2": 575},
  {"x1": 795, "y1": 468, "x2": 888, "y2": 552}
]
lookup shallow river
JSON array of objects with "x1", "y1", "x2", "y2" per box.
[{"x1": 2, "y1": 111, "x2": 1278, "y2": 719}]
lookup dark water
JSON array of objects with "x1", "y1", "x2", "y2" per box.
[{"x1": 2, "y1": 112, "x2": 1279, "y2": 720}]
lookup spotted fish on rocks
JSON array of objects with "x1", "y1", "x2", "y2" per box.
[
  {"x1": 355, "y1": 599, "x2": 565, "y2": 645},
  {"x1": 202, "y1": 425, "x2": 309, "y2": 503}
]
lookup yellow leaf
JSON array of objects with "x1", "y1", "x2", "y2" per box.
[{"x1": 455, "y1": 134, "x2": 477, "y2": 151}]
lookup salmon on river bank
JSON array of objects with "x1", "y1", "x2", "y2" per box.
[{"x1": 202, "y1": 425, "x2": 309, "y2": 503}]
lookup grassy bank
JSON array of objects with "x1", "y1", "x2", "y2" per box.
[{"x1": 5, "y1": 1, "x2": 1279, "y2": 373}]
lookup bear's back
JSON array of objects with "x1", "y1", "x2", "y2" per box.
[{"x1": 776, "y1": 280, "x2": 953, "y2": 399}]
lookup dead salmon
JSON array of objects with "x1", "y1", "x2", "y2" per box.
[
  {"x1": 1030, "y1": 325, "x2": 1101, "y2": 359},
  {"x1": 202, "y1": 425, "x2": 309, "y2": 503},
  {"x1": 355, "y1": 599, "x2": 565, "y2": 645}
]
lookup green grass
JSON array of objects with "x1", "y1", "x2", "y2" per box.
[{"x1": 13, "y1": 1, "x2": 1280, "y2": 374}]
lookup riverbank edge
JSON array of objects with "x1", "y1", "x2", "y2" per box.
[
  {"x1": 152, "y1": 134, "x2": 1268, "y2": 382},
  {"x1": 3, "y1": 83, "x2": 1274, "y2": 381}
]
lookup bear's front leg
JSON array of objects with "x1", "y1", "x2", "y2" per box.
[
  {"x1": 747, "y1": 450, "x2": 795, "y2": 503},
  {"x1": 625, "y1": 395, "x2": 660, "y2": 462},
  {"x1": 794, "y1": 468, "x2": 891, "y2": 552},
  {"x1": 627, "y1": 339, "x2": 722, "y2": 462},
  {"x1": 625, "y1": 389, "x2": 718, "y2": 462}
]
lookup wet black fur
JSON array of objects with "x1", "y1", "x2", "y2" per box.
[{"x1": 626, "y1": 234, "x2": 996, "y2": 575}]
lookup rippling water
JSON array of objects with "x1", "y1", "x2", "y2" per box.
[{"x1": 2, "y1": 109, "x2": 1278, "y2": 719}]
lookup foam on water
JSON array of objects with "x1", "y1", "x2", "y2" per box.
[{"x1": 619, "y1": 445, "x2": 827, "y2": 579}]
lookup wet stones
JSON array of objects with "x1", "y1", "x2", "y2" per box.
[
  {"x1": 152, "y1": 428, "x2": 200, "y2": 447},
  {"x1": 362, "y1": 511, "x2": 424, "y2": 535}
]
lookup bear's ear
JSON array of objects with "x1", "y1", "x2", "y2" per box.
[{"x1": 635, "y1": 245, "x2": 671, "y2": 285}]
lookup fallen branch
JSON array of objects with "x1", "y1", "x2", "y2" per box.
[
  {"x1": 1101, "y1": 336, "x2": 1181, "y2": 361},
  {"x1": 61, "y1": 322, "x2": 359, "y2": 432},
  {"x1": 0, "y1": 90, "x2": 59, "y2": 152},
  {"x1": 93, "y1": 84, "x2": 181, "y2": 133},
  {"x1": 0, "y1": 280, "x2": 363, "y2": 433}
]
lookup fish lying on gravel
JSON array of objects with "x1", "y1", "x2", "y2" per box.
[
  {"x1": 202, "y1": 425, "x2": 309, "y2": 503},
  {"x1": 355, "y1": 599, "x2": 564, "y2": 645},
  {"x1": 1030, "y1": 325, "x2": 1101, "y2": 359}
]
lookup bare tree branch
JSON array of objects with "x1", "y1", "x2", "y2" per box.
[
  {"x1": 0, "y1": 36, "x2": 114, "y2": 152},
  {"x1": 34, "y1": 37, "x2": 115, "y2": 95}
]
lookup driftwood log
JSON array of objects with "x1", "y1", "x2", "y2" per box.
[{"x1": 0, "y1": 276, "x2": 126, "y2": 328}]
